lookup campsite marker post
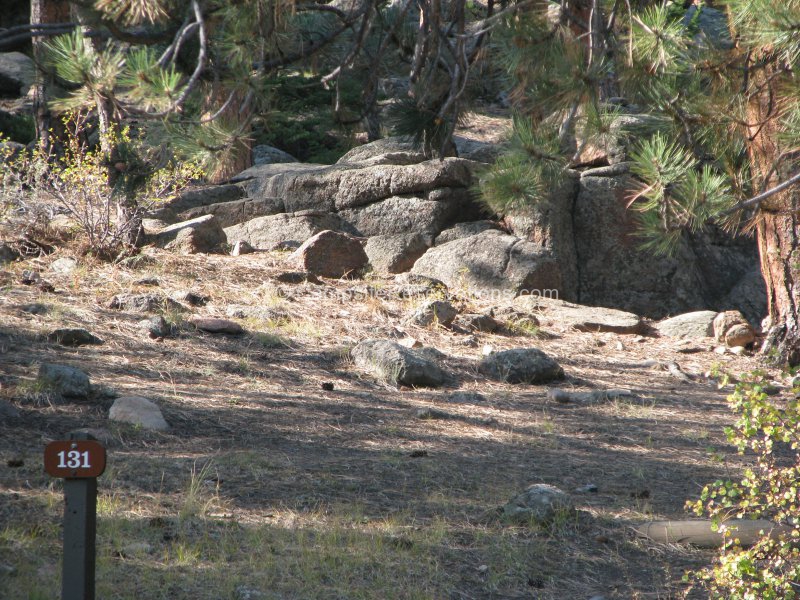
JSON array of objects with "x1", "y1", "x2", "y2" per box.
[{"x1": 44, "y1": 431, "x2": 106, "y2": 600}]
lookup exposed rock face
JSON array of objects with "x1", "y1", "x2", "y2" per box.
[
  {"x1": 412, "y1": 230, "x2": 561, "y2": 296},
  {"x1": 435, "y1": 220, "x2": 500, "y2": 245},
  {"x1": 224, "y1": 212, "x2": 349, "y2": 249},
  {"x1": 292, "y1": 230, "x2": 368, "y2": 278},
  {"x1": 503, "y1": 172, "x2": 580, "y2": 300},
  {"x1": 479, "y1": 348, "x2": 564, "y2": 384},
  {"x1": 337, "y1": 135, "x2": 502, "y2": 165},
  {"x1": 0, "y1": 52, "x2": 35, "y2": 96},
  {"x1": 339, "y1": 190, "x2": 478, "y2": 237},
  {"x1": 252, "y1": 144, "x2": 298, "y2": 165},
  {"x1": 514, "y1": 297, "x2": 643, "y2": 334},
  {"x1": 153, "y1": 215, "x2": 227, "y2": 254},
  {"x1": 351, "y1": 339, "x2": 446, "y2": 387},
  {"x1": 232, "y1": 158, "x2": 473, "y2": 214},
  {"x1": 365, "y1": 233, "x2": 430, "y2": 274},
  {"x1": 573, "y1": 174, "x2": 758, "y2": 319},
  {"x1": 152, "y1": 183, "x2": 246, "y2": 221},
  {"x1": 179, "y1": 197, "x2": 284, "y2": 228},
  {"x1": 655, "y1": 311, "x2": 718, "y2": 338}
]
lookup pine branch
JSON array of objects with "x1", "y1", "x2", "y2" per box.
[{"x1": 717, "y1": 170, "x2": 800, "y2": 216}]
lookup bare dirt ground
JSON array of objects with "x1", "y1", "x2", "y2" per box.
[{"x1": 0, "y1": 247, "x2": 779, "y2": 599}]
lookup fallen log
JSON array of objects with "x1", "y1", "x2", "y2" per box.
[{"x1": 635, "y1": 519, "x2": 793, "y2": 548}]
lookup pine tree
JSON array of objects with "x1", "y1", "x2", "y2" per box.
[{"x1": 481, "y1": 0, "x2": 800, "y2": 366}]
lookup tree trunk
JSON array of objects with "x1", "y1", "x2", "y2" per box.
[
  {"x1": 746, "y1": 61, "x2": 800, "y2": 365},
  {"x1": 30, "y1": 0, "x2": 70, "y2": 154}
]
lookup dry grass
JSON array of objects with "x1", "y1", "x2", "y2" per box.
[{"x1": 0, "y1": 246, "x2": 781, "y2": 599}]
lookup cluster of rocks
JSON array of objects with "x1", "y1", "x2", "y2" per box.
[
  {"x1": 655, "y1": 309, "x2": 756, "y2": 352},
  {"x1": 126, "y1": 117, "x2": 764, "y2": 326},
  {"x1": 27, "y1": 363, "x2": 169, "y2": 430}
]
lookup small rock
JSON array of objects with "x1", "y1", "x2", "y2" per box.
[
  {"x1": 172, "y1": 290, "x2": 209, "y2": 307},
  {"x1": 135, "y1": 277, "x2": 160, "y2": 286},
  {"x1": 729, "y1": 345, "x2": 747, "y2": 356},
  {"x1": 292, "y1": 230, "x2": 368, "y2": 278},
  {"x1": 479, "y1": 348, "x2": 564, "y2": 384},
  {"x1": 398, "y1": 337, "x2": 423, "y2": 349},
  {"x1": 575, "y1": 484, "x2": 599, "y2": 494},
  {"x1": 502, "y1": 484, "x2": 575, "y2": 525},
  {"x1": 109, "y1": 293, "x2": 185, "y2": 314},
  {"x1": 192, "y1": 318, "x2": 245, "y2": 335},
  {"x1": 49, "y1": 257, "x2": 78, "y2": 275},
  {"x1": 0, "y1": 243, "x2": 20, "y2": 265},
  {"x1": 455, "y1": 313, "x2": 501, "y2": 333},
  {"x1": 37, "y1": 280, "x2": 56, "y2": 293},
  {"x1": 21, "y1": 270, "x2": 40, "y2": 284},
  {"x1": 351, "y1": 339, "x2": 446, "y2": 388},
  {"x1": 235, "y1": 586, "x2": 266, "y2": 600},
  {"x1": 713, "y1": 310, "x2": 752, "y2": 342},
  {"x1": 274, "y1": 271, "x2": 322, "y2": 285},
  {"x1": 118, "y1": 542, "x2": 153, "y2": 558},
  {"x1": 37, "y1": 363, "x2": 91, "y2": 399},
  {"x1": 714, "y1": 346, "x2": 728, "y2": 355},
  {"x1": 415, "y1": 407, "x2": 451, "y2": 420},
  {"x1": 139, "y1": 316, "x2": 171, "y2": 339},
  {"x1": 231, "y1": 240, "x2": 255, "y2": 256},
  {"x1": 109, "y1": 396, "x2": 169, "y2": 431},
  {"x1": 407, "y1": 300, "x2": 458, "y2": 327},
  {"x1": 725, "y1": 323, "x2": 755, "y2": 347},
  {"x1": 19, "y1": 303, "x2": 48, "y2": 315},
  {"x1": 394, "y1": 272, "x2": 447, "y2": 298},
  {"x1": 0, "y1": 399, "x2": 20, "y2": 420},
  {"x1": 154, "y1": 214, "x2": 227, "y2": 254},
  {"x1": 446, "y1": 391, "x2": 486, "y2": 403},
  {"x1": 321, "y1": 382, "x2": 334, "y2": 391},
  {"x1": 47, "y1": 328, "x2": 104, "y2": 347},
  {"x1": 271, "y1": 240, "x2": 302, "y2": 252},
  {"x1": 457, "y1": 335, "x2": 478, "y2": 347}
]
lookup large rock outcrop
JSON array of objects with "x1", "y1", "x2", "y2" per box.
[{"x1": 411, "y1": 230, "x2": 562, "y2": 296}]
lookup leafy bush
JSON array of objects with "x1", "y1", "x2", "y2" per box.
[
  {"x1": 1, "y1": 113, "x2": 201, "y2": 259},
  {"x1": 686, "y1": 372, "x2": 800, "y2": 599}
]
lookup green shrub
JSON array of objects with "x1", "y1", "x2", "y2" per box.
[
  {"x1": 686, "y1": 371, "x2": 800, "y2": 598},
  {"x1": 1, "y1": 113, "x2": 200, "y2": 258}
]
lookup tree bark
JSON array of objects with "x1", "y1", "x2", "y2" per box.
[
  {"x1": 746, "y1": 60, "x2": 800, "y2": 365},
  {"x1": 30, "y1": 0, "x2": 71, "y2": 154}
]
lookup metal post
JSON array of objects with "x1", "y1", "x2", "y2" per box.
[
  {"x1": 62, "y1": 477, "x2": 97, "y2": 600},
  {"x1": 61, "y1": 431, "x2": 98, "y2": 600}
]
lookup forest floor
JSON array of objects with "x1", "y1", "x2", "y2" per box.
[{"x1": 0, "y1": 244, "x2": 782, "y2": 600}]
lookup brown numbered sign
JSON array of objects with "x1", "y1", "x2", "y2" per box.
[{"x1": 44, "y1": 440, "x2": 106, "y2": 479}]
